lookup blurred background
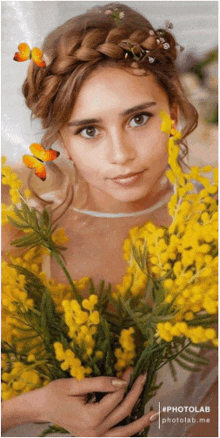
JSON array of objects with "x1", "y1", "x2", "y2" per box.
[{"x1": 2, "y1": 1, "x2": 218, "y2": 168}]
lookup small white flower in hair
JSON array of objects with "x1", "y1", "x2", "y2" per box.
[
  {"x1": 148, "y1": 56, "x2": 155, "y2": 63},
  {"x1": 105, "y1": 9, "x2": 112, "y2": 15},
  {"x1": 163, "y1": 43, "x2": 170, "y2": 50},
  {"x1": 119, "y1": 11, "x2": 125, "y2": 19},
  {"x1": 165, "y1": 20, "x2": 173, "y2": 29}
]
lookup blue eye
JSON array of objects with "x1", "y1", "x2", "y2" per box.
[
  {"x1": 80, "y1": 127, "x2": 99, "y2": 138},
  {"x1": 130, "y1": 113, "x2": 149, "y2": 127}
]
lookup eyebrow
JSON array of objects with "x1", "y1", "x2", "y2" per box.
[{"x1": 67, "y1": 102, "x2": 157, "y2": 127}]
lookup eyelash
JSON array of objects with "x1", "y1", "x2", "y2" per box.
[
  {"x1": 75, "y1": 111, "x2": 152, "y2": 139},
  {"x1": 129, "y1": 112, "x2": 152, "y2": 128}
]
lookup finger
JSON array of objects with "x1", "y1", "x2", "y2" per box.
[
  {"x1": 104, "y1": 410, "x2": 159, "y2": 437},
  {"x1": 121, "y1": 367, "x2": 134, "y2": 384},
  {"x1": 97, "y1": 368, "x2": 133, "y2": 417},
  {"x1": 104, "y1": 373, "x2": 147, "y2": 429},
  {"x1": 64, "y1": 376, "x2": 128, "y2": 396}
]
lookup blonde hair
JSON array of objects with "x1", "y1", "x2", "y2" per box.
[{"x1": 22, "y1": 2, "x2": 198, "y2": 221}]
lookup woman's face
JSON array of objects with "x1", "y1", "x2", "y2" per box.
[{"x1": 60, "y1": 66, "x2": 176, "y2": 209}]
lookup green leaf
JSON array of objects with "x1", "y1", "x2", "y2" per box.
[
  {"x1": 40, "y1": 425, "x2": 69, "y2": 437},
  {"x1": 88, "y1": 278, "x2": 95, "y2": 295},
  {"x1": 187, "y1": 317, "x2": 218, "y2": 326},
  {"x1": 98, "y1": 280, "x2": 105, "y2": 300},
  {"x1": 156, "y1": 341, "x2": 192, "y2": 371},
  {"x1": 21, "y1": 198, "x2": 32, "y2": 221},
  {"x1": 174, "y1": 357, "x2": 202, "y2": 372},
  {"x1": 11, "y1": 234, "x2": 43, "y2": 247},
  {"x1": 152, "y1": 314, "x2": 176, "y2": 323},
  {"x1": 168, "y1": 359, "x2": 178, "y2": 381},
  {"x1": 30, "y1": 207, "x2": 40, "y2": 229},
  {"x1": 13, "y1": 204, "x2": 26, "y2": 220},
  {"x1": 100, "y1": 317, "x2": 114, "y2": 374},
  {"x1": 93, "y1": 364, "x2": 101, "y2": 376},
  {"x1": 42, "y1": 209, "x2": 51, "y2": 229},
  {"x1": 7, "y1": 216, "x2": 30, "y2": 229},
  {"x1": 145, "y1": 276, "x2": 154, "y2": 302},
  {"x1": 179, "y1": 351, "x2": 209, "y2": 366},
  {"x1": 131, "y1": 243, "x2": 149, "y2": 274}
]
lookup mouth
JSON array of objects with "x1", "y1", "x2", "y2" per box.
[{"x1": 110, "y1": 169, "x2": 147, "y2": 186}]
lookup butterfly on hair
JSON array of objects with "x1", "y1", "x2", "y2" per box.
[
  {"x1": 23, "y1": 144, "x2": 60, "y2": 181},
  {"x1": 13, "y1": 43, "x2": 46, "y2": 68}
]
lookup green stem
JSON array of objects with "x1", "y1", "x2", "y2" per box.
[
  {"x1": 156, "y1": 340, "x2": 191, "y2": 370},
  {"x1": 52, "y1": 252, "x2": 82, "y2": 303}
]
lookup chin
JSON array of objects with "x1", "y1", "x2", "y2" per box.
[{"x1": 111, "y1": 189, "x2": 150, "y2": 203}]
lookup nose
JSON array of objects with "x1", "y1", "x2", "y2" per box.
[{"x1": 107, "y1": 130, "x2": 136, "y2": 165}]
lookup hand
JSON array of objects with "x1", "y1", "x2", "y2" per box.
[{"x1": 34, "y1": 369, "x2": 158, "y2": 437}]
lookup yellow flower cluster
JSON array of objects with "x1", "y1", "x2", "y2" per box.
[
  {"x1": 114, "y1": 327, "x2": 136, "y2": 374},
  {"x1": 156, "y1": 322, "x2": 217, "y2": 346},
  {"x1": 52, "y1": 228, "x2": 69, "y2": 245},
  {"x1": 10, "y1": 246, "x2": 48, "y2": 275},
  {"x1": 5, "y1": 239, "x2": 90, "y2": 315},
  {"x1": 1, "y1": 157, "x2": 32, "y2": 226},
  {"x1": 2, "y1": 260, "x2": 34, "y2": 315},
  {"x1": 113, "y1": 227, "x2": 148, "y2": 299},
  {"x1": 2, "y1": 203, "x2": 17, "y2": 226},
  {"x1": 1, "y1": 156, "x2": 23, "y2": 204},
  {"x1": 62, "y1": 296, "x2": 99, "y2": 353},
  {"x1": 1, "y1": 259, "x2": 50, "y2": 361},
  {"x1": 54, "y1": 295, "x2": 100, "y2": 377},
  {"x1": 54, "y1": 343, "x2": 92, "y2": 380},
  {"x1": 1, "y1": 361, "x2": 48, "y2": 400}
]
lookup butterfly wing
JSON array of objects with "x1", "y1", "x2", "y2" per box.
[
  {"x1": 31, "y1": 47, "x2": 46, "y2": 68},
  {"x1": 43, "y1": 149, "x2": 60, "y2": 162},
  {"x1": 29, "y1": 143, "x2": 46, "y2": 161},
  {"x1": 13, "y1": 43, "x2": 30, "y2": 62},
  {"x1": 29, "y1": 143, "x2": 60, "y2": 162},
  {"x1": 23, "y1": 155, "x2": 46, "y2": 181}
]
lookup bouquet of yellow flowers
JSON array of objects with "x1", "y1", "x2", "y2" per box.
[{"x1": 1, "y1": 112, "x2": 218, "y2": 437}]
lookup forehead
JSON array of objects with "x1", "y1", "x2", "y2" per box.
[{"x1": 71, "y1": 66, "x2": 169, "y2": 117}]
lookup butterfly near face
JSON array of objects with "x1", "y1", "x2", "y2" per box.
[
  {"x1": 13, "y1": 43, "x2": 46, "y2": 68},
  {"x1": 23, "y1": 144, "x2": 60, "y2": 181}
]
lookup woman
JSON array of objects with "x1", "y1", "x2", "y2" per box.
[{"x1": 2, "y1": 3, "x2": 217, "y2": 437}]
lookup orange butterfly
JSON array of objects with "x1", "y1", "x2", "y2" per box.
[
  {"x1": 23, "y1": 144, "x2": 60, "y2": 181},
  {"x1": 13, "y1": 43, "x2": 46, "y2": 68}
]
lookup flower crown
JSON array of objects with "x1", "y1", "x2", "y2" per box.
[{"x1": 104, "y1": 7, "x2": 184, "y2": 64}]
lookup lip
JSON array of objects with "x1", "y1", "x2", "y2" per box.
[
  {"x1": 111, "y1": 169, "x2": 146, "y2": 180},
  {"x1": 110, "y1": 169, "x2": 147, "y2": 186}
]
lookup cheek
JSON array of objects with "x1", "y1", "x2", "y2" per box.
[
  {"x1": 71, "y1": 152, "x2": 103, "y2": 182},
  {"x1": 139, "y1": 131, "x2": 169, "y2": 163}
]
